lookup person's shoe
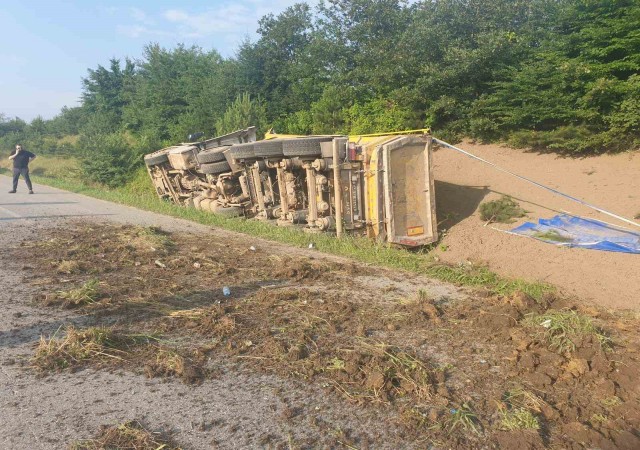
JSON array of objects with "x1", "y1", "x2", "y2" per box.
[
  {"x1": 8, "y1": 190, "x2": 16, "y2": 193},
  {"x1": 28, "y1": 190, "x2": 34, "y2": 194}
]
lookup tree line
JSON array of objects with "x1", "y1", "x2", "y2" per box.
[{"x1": 1, "y1": 0, "x2": 639, "y2": 186}]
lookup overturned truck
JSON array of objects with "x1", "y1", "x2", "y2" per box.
[{"x1": 144, "y1": 128, "x2": 437, "y2": 247}]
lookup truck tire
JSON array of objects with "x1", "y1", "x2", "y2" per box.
[
  {"x1": 226, "y1": 143, "x2": 255, "y2": 160},
  {"x1": 197, "y1": 146, "x2": 229, "y2": 164},
  {"x1": 253, "y1": 139, "x2": 284, "y2": 158},
  {"x1": 200, "y1": 161, "x2": 231, "y2": 174},
  {"x1": 211, "y1": 203, "x2": 243, "y2": 218},
  {"x1": 144, "y1": 151, "x2": 170, "y2": 166},
  {"x1": 282, "y1": 137, "x2": 332, "y2": 157},
  {"x1": 200, "y1": 198, "x2": 213, "y2": 211}
]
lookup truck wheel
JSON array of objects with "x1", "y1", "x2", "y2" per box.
[
  {"x1": 200, "y1": 198, "x2": 214, "y2": 211},
  {"x1": 282, "y1": 137, "x2": 332, "y2": 157},
  {"x1": 197, "y1": 146, "x2": 229, "y2": 164},
  {"x1": 253, "y1": 139, "x2": 284, "y2": 158},
  {"x1": 211, "y1": 203, "x2": 243, "y2": 218},
  {"x1": 193, "y1": 196, "x2": 204, "y2": 210},
  {"x1": 144, "y1": 150, "x2": 170, "y2": 166},
  {"x1": 200, "y1": 161, "x2": 231, "y2": 174},
  {"x1": 226, "y1": 143, "x2": 255, "y2": 160}
]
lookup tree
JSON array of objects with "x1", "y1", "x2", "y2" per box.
[{"x1": 215, "y1": 93, "x2": 267, "y2": 137}]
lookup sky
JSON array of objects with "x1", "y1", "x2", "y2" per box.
[{"x1": 0, "y1": 0, "x2": 302, "y2": 122}]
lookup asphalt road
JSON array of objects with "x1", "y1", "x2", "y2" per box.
[{"x1": 0, "y1": 175, "x2": 203, "y2": 232}]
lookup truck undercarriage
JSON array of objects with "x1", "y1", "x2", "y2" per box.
[{"x1": 144, "y1": 128, "x2": 437, "y2": 247}]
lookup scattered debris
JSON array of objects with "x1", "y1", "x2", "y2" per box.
[
  {"x1": 69, "y1": 420, "x2": 179, "y2": 450},
  {"x1": 13, "y1": 223, "x2": 640, "y2": 449}
]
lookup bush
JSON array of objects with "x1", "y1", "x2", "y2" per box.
[
  {"x1": 346, "y1": 98, "x2": 420, "y2": 134},
  {"x1": 479, "y1": 196, "x2": 526, "y2": 223},
  {"x1": 215, "y1": 93, "x2": 267, "y2": 138},
  {"x1": 79, "y1": 133, "x2": 140, "y2": 188}
]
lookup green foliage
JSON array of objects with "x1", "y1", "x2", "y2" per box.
[
  {"x1": 479, "y1": 196, "x2": 526, "y2": 223},
  {"x1": 79, "y1": 133, "x2": 140, "y2": 188},
  {"x1": 472, "y1": 0, "x2": 640, "y2": 153},
  {"x1": 346, "y1": 98, "x2": 420, "y2": 134},
  {"x1": 311, "y1": 85, "x2": 350, "y2": 134},
  {"x1": 4, "y1": 0, "x2": 640, "y2": 188},
  {"x1": 215, "y1": 93, "x2": 267, "y2": 137}
]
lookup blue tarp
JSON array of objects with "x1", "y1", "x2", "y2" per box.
[{"x1": 510, "y1": 214, "x2": 640, "y2": 254}]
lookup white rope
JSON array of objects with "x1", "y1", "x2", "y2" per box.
[{"x1": 433, "y1": 138, "x2": 640, "y2": 229}]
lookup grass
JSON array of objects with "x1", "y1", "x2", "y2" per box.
[
  {"x1": 601, "y1": 396, "x2": 622, "y2": 408},
  {"x1": 0, "y1": 155, "x2": 80, "y2": 180},
  {"x1": 33, "y1": 326, "x2": 126, "y2": 371},
  {"x1": 426, "y1": 263, "x2": 553, "y2": 300},
  {"x1": 70, "y1": 420, "x2": 177, "y2": 450},
  {"x1": 503, "y1": 387, "x2": 545, "y2": 413},
  {"x1": 499, "y1": 408, "x2": 540, "y2": 431},
  {"x1": 448, "y1": 403, "x2": 481, "y2": 435},
  {"x1": 151, "y1": 348, "x2": 187, "y2": 377},
  {"x1": 132, "y1": 226, "x2": 175, "y2": 252},
  {"x1": 55, "y1": 279, "x2": 100, "y2": 307},
  {"x1": 11, "y1": 158, "x2": 556, "y2": 300},
  {"x1": 479, "y1": 196, "x2": 527, "y2": 223},
  {"x1": 523, "y1": 310, "x2": 611, "y2": 354},
  {"x1": 32, "y1": 326, "x2": 151, "y2": 371},
  {"x1": 56, "y1": 260, "x2": 82, "y2": 274},
  {"x1": 531, "y1": 230, "x2": 573, "y2": 243}
]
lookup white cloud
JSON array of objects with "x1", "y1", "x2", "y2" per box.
[
  {"x1": 162, "y1": 5, "x2": 258, "y2": 38},
  {"x1": 164, "y1": 9, "x2": 190, "y2": 23},
  {"x1": 116, "y1": 25, "x2": 150, "y2": 39},
  {"x1": 129, "y1": 7, "x2": 153, "y2": 25},
  {"x1": 114, "y1": 1, "x2": 305, "y2": 54}
]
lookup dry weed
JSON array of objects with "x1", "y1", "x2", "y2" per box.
[{"x1": 69, "y1": 420, "x2": 179, "y2": 449}]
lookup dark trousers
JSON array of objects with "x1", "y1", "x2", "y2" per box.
[{"x1": 12, "y1": 167, "x2": 33, "y2": 191}]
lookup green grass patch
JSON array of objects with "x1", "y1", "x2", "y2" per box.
[
  {"x1": 448, "y1": 403, "x2": 481, "y2": 435},
  {"x1": 426, "y1": 264, "x2": 553, "y2": 299},
  {"x1": 523, "y1": 310, "x2": 610, "y2": 354},
  {"x1": 479, "y1": 195, "x2": 526, "y2": 223},
  {"x1": 17, "y1": 164, "x2": 556, "y2": 300},
  {"x1": 55, "y1": 279, "x2": 100, "y2": 307},
  {"x1": 499, "y1": 408, "x2": 540, "y2": 431}
]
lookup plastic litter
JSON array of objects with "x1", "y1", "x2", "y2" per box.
[
  {"x1": 222, "y1": 286, "x2": 231, "y2": 296},
  {"x1": 511, "y1": 214, "x2": 640, "y2": 254},
  {"x1": 249, "y1": 246, "x2": 256, "y2": 251}
]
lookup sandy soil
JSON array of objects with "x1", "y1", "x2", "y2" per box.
[{"x1": 433, "y1": 142, "x2": 640, "y2": 310}]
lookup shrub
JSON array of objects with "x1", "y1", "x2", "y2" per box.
[
  {"x1": 479, "y1": 196, "x2": 526, "y2": 223},
  {"x1": 79, "y1": 133, "x2": 141, "y2": 188}
]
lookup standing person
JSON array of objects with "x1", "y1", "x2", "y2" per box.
[{"x1": 8, "y1": 144, "x2": 36, "y2": 194}]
